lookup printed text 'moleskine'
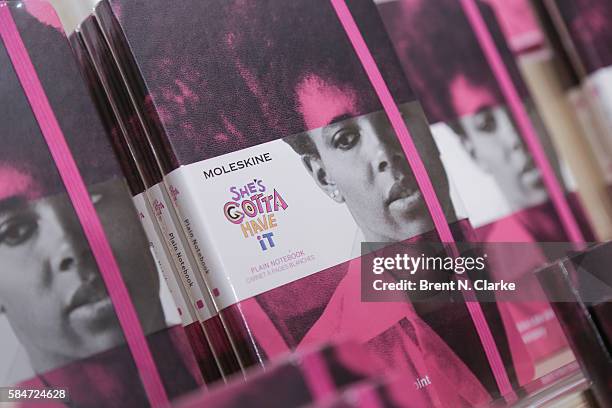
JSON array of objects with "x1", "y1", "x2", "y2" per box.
[{"x1": 203, "y1": 153, "x2": 272, "y2": 179}]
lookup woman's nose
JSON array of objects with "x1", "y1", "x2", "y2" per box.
[
  {"x1": 374, "y1": 135, "x2": 402, "y2": 173},
  {"x1": 509, "y1": 136, "x2": 529, "y2": 161},
  {"x1": 378, "y1": 159, "x2": 389, "y2": 173},
  {"x1": 58, "y1": 256, "x2": 75, "y2": 272},
  {"x1": 51, "y1": 237, "x2": 92, "y2": 278},
  {"x1": 50, "y1": 203, "x2": 95, "y2": 278}
]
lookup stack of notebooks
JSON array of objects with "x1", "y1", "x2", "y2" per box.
[
  {"x1": 88, "y1": 0, "x2": 534, "y2": 404},
  {"x1": 480, "y1": 0, "x2": 612, "y2": 242},
  {"x1": 1, "y1": 0, "x2": 610, "y2": 407},
  {"x1": 0, "y1": 2, "x2": 203, "y2": 406}
]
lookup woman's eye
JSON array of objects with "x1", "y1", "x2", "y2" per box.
[
  {"x1": 0, "y1": 214, "x2": 38, "y2": 247},
  {"x1": 474, "y1": 110, "x2": 497, "y2": 133},
  {"x1": 332, "y1": 129, "x2": 360, "y2": 150}
]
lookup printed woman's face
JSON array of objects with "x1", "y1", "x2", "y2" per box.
[
  {"x1": 458, "y1": 106, "x2": 548, "y2": 210},
  {"x1": 296, "y1": 75, "x2": 452, "y2": 242},
  {"x1": 450, "y1": 76, "x2": 548, "y2": 210},
  {"x1": 0, "y1": 166, "x2": 162, "y2": 372}
]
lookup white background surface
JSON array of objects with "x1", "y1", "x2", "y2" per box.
[{"x1": 431, "y1": 122, "x2": 512, "y2": 227}]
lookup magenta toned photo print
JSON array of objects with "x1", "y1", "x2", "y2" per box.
[
  {"x1": 0, "y1": 3, "x2": 203, "y2": 406},
  {"x1": 93, "y1": 0, "x2": 540, "y2": 404},
  {"x1": 1, "y1": 0, "x2": 607, "y2": 407}
]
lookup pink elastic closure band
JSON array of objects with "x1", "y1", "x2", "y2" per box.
[
  {"x1": 460, "y1": 0, "x2": 585, "y2": 244},
  {"x1": 0, "y1": 5, "x2": 169, "y2": 407},
  {"x1": 301, "y1": 352, "x2": 337, "y2": 401},
  {"x1": 330, "y1": 0, "x2": 515, "y2": 399}
]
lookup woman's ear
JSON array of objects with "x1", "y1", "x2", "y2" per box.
[{"x1": 301, "y1": 155, "x2": 344, "y2": 203}]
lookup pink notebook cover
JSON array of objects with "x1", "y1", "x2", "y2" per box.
[
  {"x1": 549, "y1": 0, "x2": 612, "y2": 75},
  {"x1": 377, "y1": 0, "x2": 595, "y2": 364},
  {"x1": 68, "y1": 27, "x2": 226, "y2": 385},
  {"x1": 94, "y1": 0, "x2": 536, "y2": 404},
  {"x1": 0, "y1": 2, "x2": 202, "y2": 406}
]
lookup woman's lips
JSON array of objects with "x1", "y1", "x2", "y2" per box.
[
  {"x1": 69, "y1": 297, "x2": 115, "y2": 328},
  {"x1": 386, "y1": 180, "x2": 422, "y2": 212},
  {"x1": 520, "y1": 164, "x2": 544, "y2": 189},
  {"x1": 65, "y1": 282, "x2": 114, "y2": 324}
]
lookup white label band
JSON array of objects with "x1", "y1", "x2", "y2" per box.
[
  {"x1": 164, "y1": 102, "x2": 455, "y2": 309},
  {"x1": 147, "y1": 183, "x2": 216, "y2": 321},
  {"x1": 132, "y1": 193, "x2": 188, "y2": 325}
]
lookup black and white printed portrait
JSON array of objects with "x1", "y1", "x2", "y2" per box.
[
  {"x1": 378, "y1": 0, "x2": 565, "y2": 222},
  {"x1": 448, "y1": 103, "x2": 556, "y2": 213},
  {"x1": 284, "y1": 101, "x2": 458, "y2": 244},
  {"x1": 0, "y1": 176, "x2": 171, "y2": 381},
  {"x1": 0, "y1": 9, "x2": 176, "y2": 385}
]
